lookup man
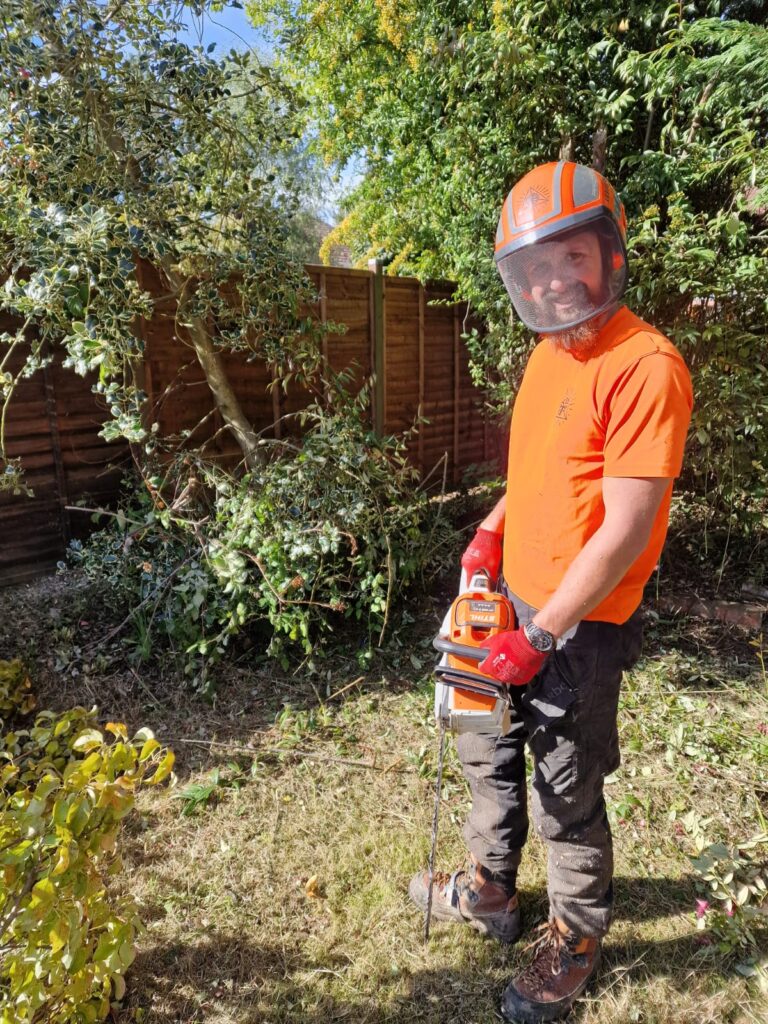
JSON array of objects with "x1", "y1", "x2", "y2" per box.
[{"x1": 409, "y1": 161, "x2": 692, "y2": 1023}]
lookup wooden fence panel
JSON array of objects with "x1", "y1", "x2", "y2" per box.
[
  {"x1": 0, "y1": 319, "x2": 129, "y2": 585},
  {"x1": 319, "y1": 267, "x2": 372, "y2": 384},
  {"x1": 2, "y1": 265, "x2": 500, "y2": 584},
  {"x1": 1, "y1": 349, "x2": 65, "y2": 585}
]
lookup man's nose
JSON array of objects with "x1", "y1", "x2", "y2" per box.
[{"x1": 549, "y1": 278, "x2": 567, "y2": 293}]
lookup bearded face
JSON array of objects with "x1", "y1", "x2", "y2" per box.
[
  {"x1": 535, "y1": 279, "x2": 596, "y2": 328},
  {"x1": 547, "y1": 314, "x2": 604, "y2": 353},
  {"x1": 497, "y1": 223, "x2": 626, "y2": 341},
  {"x1": 524, "y1": 230, "x2": 610, "y2": 353}
]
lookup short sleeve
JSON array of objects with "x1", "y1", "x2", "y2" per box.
[{"x1": 603, "y1": 352, "x2": 693, "y2": 478}]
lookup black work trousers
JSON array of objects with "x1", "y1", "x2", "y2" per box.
[{"x1": 456, "y1": 590, "x2": 643, "y2": 938}]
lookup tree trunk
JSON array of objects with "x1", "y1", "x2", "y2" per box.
[
  {"x1": 164, "y1": 264, "x2": 263, "y2": 473},
  {"x1": 591, "y1": 126, "x2": 608, "y2": 172},
  {"x1": 40, "y1": 29, "x2": 263, "y2": 473},
  {"x1": 559, "y1": 135, "x2": 576, "y2": 161}
]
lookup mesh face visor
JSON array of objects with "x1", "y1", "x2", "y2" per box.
[{"x1": 496, "y1": 219, "x2": 627, "y2": 334}]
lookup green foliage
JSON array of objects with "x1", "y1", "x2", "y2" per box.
[
  {"x1": 212, "y1": 398, "x2": 456, "y2": 663},
  {"x1": 0, "y1": 661, "x2": 175, "y2": 1023},
  {"x1": 69, "y1": 493, "x2": 232, "y2": 684},
  {"x1": 256, "y1": 0, "x2": 768, "y2": 557},
  {"x1": 686, "y1": 814, "x2": 768, "y2": 985},
  {"x1": 273, "y1": 702, "x2": 335, "y2": 748},
  {"x1": 173, "y1": 763, "x2": 247, "y2": 817},
  {"x1": 0, "y1": 0, "x2": 324, "y2": 484},
  {"x1": 71, "y1": 391, "x2": 459, "y2": 690},
  {"x1": 0, "y1": 660, "x2": 35, "y2": 718}
]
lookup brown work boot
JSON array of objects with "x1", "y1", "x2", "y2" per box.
[
  {"x1": 500, "y1": 918, "x2": 601, "y2": 1022},
  {"x1": 408, "y1": 855, "x2": 521, "y2": 943}
]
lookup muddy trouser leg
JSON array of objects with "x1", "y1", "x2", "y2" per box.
[
  {"x1": 522, "y1": 612, "x2": 644, "y2": 938},
  {"x1": 456, "y1": 709, "x2": 529, "y2": 889}
]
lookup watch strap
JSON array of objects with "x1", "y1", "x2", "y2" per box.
[{"x1": 523, "y1": 621, "x2": 555, "y2": 653}]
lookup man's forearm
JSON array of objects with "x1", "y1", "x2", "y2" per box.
[
  {"x1": 480, "y1": 494, "x2": 507, "y2": 534},
  {"x1": 531, "y1": 524, "x2": 649, "y2": 639}
]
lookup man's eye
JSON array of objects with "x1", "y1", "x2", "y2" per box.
[
  {"x1": 531, "y1": 262, "x2": 550, "y2": 277},
  {"x1": 567, "y1": 252, "x2": 585, "y2": 263}
]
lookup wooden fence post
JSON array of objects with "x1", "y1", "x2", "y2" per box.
[
  {"x1": 418, "y1": 283, "x2": 425, "y2": 474},
  {"x1": 453, "y1": 304, "x2": 460, "y2": 485},
  {"x1": 368, "y1": 258, "x2": 385, "y2": 435},
  {"x1": 271, "y1": 365, "x2": 282, "y2": 440},
  {"x1": 319, "y1": 269, "x2": 329, "y2": 402}
]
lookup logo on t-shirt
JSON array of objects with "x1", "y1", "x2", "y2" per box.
[{"x1": 555, "y1": 389, "x2": 575, "y2": 424}]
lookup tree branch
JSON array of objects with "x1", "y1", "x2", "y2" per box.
[{"x1": 591, "y1": 125, "x2": 608, "y2": 173}]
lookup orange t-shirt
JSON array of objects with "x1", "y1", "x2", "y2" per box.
[{"x1": 502, "y1": 305, "x2": 693, "y2": 624}]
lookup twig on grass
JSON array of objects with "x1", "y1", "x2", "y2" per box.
[
  {"x1": 129, "y1": 667, "x2": 161, "y2": 709},
  {"x1": 178, "y1": 737, "x2": 414, "y2": 774},
  {"x1": 325, "y1": 675, "x2": 365, "y2": 702}
]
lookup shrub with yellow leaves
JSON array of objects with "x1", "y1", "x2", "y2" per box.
[
  {"x1": 0, "y1": 660, "x2": 36, "y2": 719},
  {"x1": 0, "y1": 661, "x2": 175, "y2": 1023}
]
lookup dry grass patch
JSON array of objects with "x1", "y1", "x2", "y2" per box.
[
  {"x1": 108, "y1": 644, "x2": 767, "y2": 1023},
  {"x1": 3, "y1": 579, "x2": 767, "y2": 1022}
]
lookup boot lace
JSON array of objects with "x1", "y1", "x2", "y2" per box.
[
  {"x1": 430, "y1": 861, "x2": 472, "y2": 895},
  {"x1": 520, "y1": 920, "x2": 569, "y2": 981},
  {"x1": 430, "y1": 870, "x2": 454, "y2": 890}
]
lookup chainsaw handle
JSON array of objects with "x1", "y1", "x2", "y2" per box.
[{"x1": 432, "y1": 636, "x2": 491, "y2": 662}]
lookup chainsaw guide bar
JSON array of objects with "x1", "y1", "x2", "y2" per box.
[{"x1": 424, "y1": 572, "x2": 514, "y2": 942}]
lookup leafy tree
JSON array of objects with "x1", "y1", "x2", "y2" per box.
[
  {"x1": 0, "y1": 0, "x2": 323, "y2": 487},
  {"x1": 0, "y1": 0, "x2": 458, "y2": 683},
  {"x1": 253, "y1": 0, "x2": 768, "y2": 561}
]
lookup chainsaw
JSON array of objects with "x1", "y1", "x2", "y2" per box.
[
  {"x1": 433, "y1": 570, "x2": 515, "y2": 735},
  {"x1": 423, "y1": 570, "x2": 516, "y2": 941}
]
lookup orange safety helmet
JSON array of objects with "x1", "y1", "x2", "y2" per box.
[{"x1": 495, "y1": 161, "x2": 628, "y2": 334}]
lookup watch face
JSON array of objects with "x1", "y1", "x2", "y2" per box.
[{"x1": 525, "y1": 623, "x2": 555, "y2": 652}]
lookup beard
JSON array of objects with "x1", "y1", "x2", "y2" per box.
[
  {"x1": 547, "y1": 317, "x2": 603, "y2": 353},
  {"x1": 539, "y1": 284, "x2": 608, "y2": 353}
]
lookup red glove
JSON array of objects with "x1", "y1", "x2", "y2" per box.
[
  {"x1": 461, "y1": 528, "x2": 502, "y2": 580},
  {"x1": 478, "y1": 628, "x2": 549, "y2": 686}
]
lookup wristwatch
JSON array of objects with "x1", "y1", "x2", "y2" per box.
[{"x1": 523, "y1": 621, "x2": 556, "y2": 653}]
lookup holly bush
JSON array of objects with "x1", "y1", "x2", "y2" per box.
[
  {"x1": 211, "y1": 398, "x2": 458, "y2": 664},
  {"x1": 0, "y1": 662, "x2": 175, "y2": 1023},
  {"x1": 0, "y1": 0, "x2": 328, "y2": 486}
]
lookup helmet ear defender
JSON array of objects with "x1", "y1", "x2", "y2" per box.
[{"x1": 495, "y1": 162, "x2": 628, "y2": 334}]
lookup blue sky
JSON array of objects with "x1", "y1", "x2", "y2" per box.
[
  {"x1": 175, "y1": 4, "x2": 361, "y2": 224},
  {"x1": 176, "y1": 4, "x2": 268, "y2": 56}
]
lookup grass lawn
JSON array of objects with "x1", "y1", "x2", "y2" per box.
[{"x1": 3, "y1": 576, "x2": 768, "y2": 1023}]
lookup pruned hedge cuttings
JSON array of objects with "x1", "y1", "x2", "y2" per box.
[
  {"x1": 0, "y1": 660, "x2": 175, "y2": 1023},
  {"x1": 71, "y1": 396, "x2": 460, "y2": 690}
]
